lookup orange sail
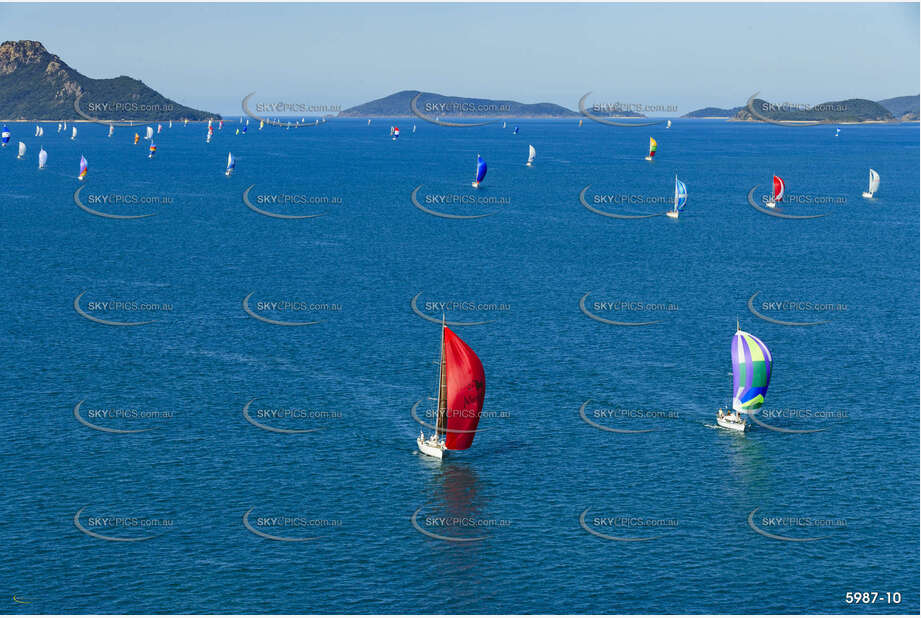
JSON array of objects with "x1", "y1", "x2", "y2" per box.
[{"x1": 442, "y1": 327, "x2": 485, "y2": 450}]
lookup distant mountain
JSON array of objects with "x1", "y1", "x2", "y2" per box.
[
  {"x1": 877, "y1": 95, "x2": 919, "y2": 121},
  {"x1": 735, "y1": 98, "x2": 894, "y2": 123},
  {"x1": 0, "y1": 40, "x2": 217, "y2": 121},
  {"x1": 339, "y1": 90, "x2": 582, "y2": 118},
  {"x1": 682, "y1": 106, "x2": 743, "y2": 118}
]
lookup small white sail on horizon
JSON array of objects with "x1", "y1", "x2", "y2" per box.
[
  {"x1": 666, "y1": 119, "x2": 672, "y2": 129},
  {"x1": 17, "y1": 141, "x2": 26, "y2": 159},
  {"x1": 145, "y1": 126, "x2": 154, "y2": 140},
  {"x1": 107, "y1": 124, "x2": 114, "y2": 138},
  {"x1": 526, "y1": 144, "x2": 536, "y2": 167},
  {"x1": 38, "y1": 147, "x2": 47, "y2": 169},
  {"x1": 70, "y1": 126, "x2": 77, "y2": 140}
]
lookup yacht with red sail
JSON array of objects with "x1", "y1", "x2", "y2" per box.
[{"x1": 417, "y1": 317, "x2": 486, "y2": 459}]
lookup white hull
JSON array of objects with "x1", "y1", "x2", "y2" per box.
[
  {"x1": 471, "y1": 182, "x2": 480, "y2": 188},
  {"x1": 526, "y1": 162, "x2": 532, "y2": 167},
  {"x1": 765, "y1": 201, "x2": 776, "y2": 209},
  {"x1": 716, "y1": 410, "x2": 748, "y2": 432},
  {"x1": 861, "y1": 192, "x2": 874, "y2": 199},
  {"x1": 666, "y1": 211, "x2": 678, "y2": 219},
  {"x1": 644, "y1": 156, "x2": 653, "y2": 161},
  {"x1": 417, "y1": 434, "x2": 446, "y2": 459}
]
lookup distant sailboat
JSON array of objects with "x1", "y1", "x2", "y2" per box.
[
  {"x1": 765, "y1": 174, "x2": 784, "y2": 208},
  {"x1": 71, "y1": 126, "x2": 77, "y2": 140},
  {"x1": 218, "y1": 119, "x2": 224, "y2": 131},
  {"x1": 157, "y1": 123, "x2": 162, "y2": 134},
  {"x1": 184, "y1": 118, "x2": 189, "y2": 127},
  {"x1": 235, "y1": 128, "x2": 240, "y2": 135},
  {"x1": 526, "y1": 144, "x2": 535, "y2": 167},
  {"x1": 416, "y1": 317, "x2": 486, "y2": 460},
  {"x1": 1, "y1": 125, "x2": 9, "y2": 147},
  {"x1": 107, "y1": 124, "x2": 114, "y2": 138},
  {"x1": 225, "y1": 152, "x2": 235, "y2": 176},
  {"x1": 666, "y1": 120, "x2": 672, "y2": 129},
  {"x1": 206, "y1": 125, "x2": 213, "y2": 143},
  {"x1": 472, "y1": 154, "x2": 487, "y2": 188},
  {"x1": 148, "y1": 141, "x2": 157, "y2": 159},
  {"x1": 862, "y1": 168, "x2": 879, "y2": 199},
  {"x1": 503, "y1": 121, "x2": 507, "y2": 129},
  {"x1": 37, "y1": 126, "x2": 43, "y2": 137},
  {"x1": 512, "y1": 126, "x2": 519, "y2": 135},
  {"x1": 134, "y1": 132, "x2": 140, "y2": 145},
  {"x1": 57, "y1": 122, "x2": 62, "y2": 133},
  {"x1": 645, "y1": 137, "x2": 657, "y2": 160},
  {"x1": 412, "y1": 124, "x2": 416, "y2": 134},
  {"x1": 242, "y1": 124, "x2": 247, "y2": 134},
  {"x1": 367, "y1": 119, "x2": 371, "y2": 126},
  {"x1": 63, "y1": 121, "x2": 67, "y2": 130},
  {"x1": 835, "y1": 127, "x2": 840, "y2": 137},
  {"x1": 666, "y1": 175, "x2": 687, "y2": 219},
  {"x1": 17, "y1": 141, "x2": 26, "y2": 159},
  {"x1": 578, "y1": 118, "x2": 583, "y2": 127},
  {"x1": 38, "y1": 147, "x2": 47, "y2": 169},
  {"x1": 78, "y1": 155, "x2": 88, "y2": 181},
  {"x1": 392, "y1": 126, "x2": 400, "y2": 140},
  {"x1": 717, "y1": 321, "x2": 771, "y2": 432},
  {"x1": 145, "y1": 126, "x2": 154, "y2": 140},
  {"x1": 259, "y1": 119, "x2": 264, "y2": 130},
  {"x1": 169, "y1": 120, "x2": 173, "y2": 129},
  {"x1": 34, "y1": 125, "x2": 40, "y2": 137}
]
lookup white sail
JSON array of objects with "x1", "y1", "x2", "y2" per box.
[
  {"x1": 38, "y1": 126, "x2": 43, "y2": 136},
  {"x1": 71, "y1": 126, "x2": 77, "y2": 140},
  {"x1": 145, "y1": 126, "x2": 154, "y2": 140},
  {"x1": 17, "y1": 141, "x2": 26, "y2": 158},
  {"x1": 666, "y1": 120, "x2": 672, "y2": 128},
  {"x1": 107, "y1": 124, "x2": 114, "y2": 137},
  {"x1": 527, "y1": 144, "x2": 536, "y2": 165},
  {"x1": 868, "y1": 169, "x2": 879, "y2": 195},
  {"x1": 38, "y1": 148, "x2": 47, "y2": 169}
]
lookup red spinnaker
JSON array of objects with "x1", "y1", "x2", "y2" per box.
[
  {"x1": 772, "y1": 175, "x2": 785, "y2": 202},
  {"x1": 443, "y1": 327, "x2": 486, "y2": 450}
]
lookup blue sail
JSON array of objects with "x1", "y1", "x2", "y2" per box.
[
  {"x1": 675, "y1": 177, "x2": 687, "y2": 212},
  {"x1": 1, "y1": 125, "x2": 9, "y2": 145},
  {"x1": 475, "y1": 155, "x2": 487, "y2": 184},
  {"x1": 512, "y1": 126, "x2": 519, "y2": 135}
]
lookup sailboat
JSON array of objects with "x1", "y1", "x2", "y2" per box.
[
  {"x1": 169, "y1": 120, "x2": 173, "y2": 129},
  {"x1": 38, "y1": 147, "x2": 47, "y2": 170},
  {"x1": 37, "y1": 126, "x2": 43, "y2": 137},
  {"x1": 392, "y1": 126, "x2": 400, "y2": 140},
  {"x1": 148, "y1": 141, "x2": 157, "y2": 159},
  {"x1": 157, "y1": 123, "x2": 162, "y2": 134},
  {"x1": 717, "y1": 321, "x2": 772, "y2": 432},
  {"x1": 835, "y1": 127, "x2": 840, "y2": 137},
  {"x1": 259, "y1": 119, "x2": 264, "y2": 130},
  {"x1": 218, "y1": 119, "x2": 224, "y2": 131},
  {"x1": 389, "y1": 126, "x2": 394, "y2": 137},
  {"x1": 206, "y1": 125, "x2": 213, "y2": 143},
  {"x1": 578, "y1": 118, "x2": 583, "y2": 127},
  {"x1": 17, "y1": 141, "x2": 26, "y2": 159},
  {"x1": 472, "y1": 154, "x2": 487, "y2": 188},
  {"x1": 71, "y1": 126, "x2": 77, "y2": 140},
  {"x1": 235, "y1": 128, "x2": 240, "y2": 135},
  {"x1": 144, "y1": 126, "x2": 153, "y2": 140},
  {"x1": 34, "y1": 125, "x2": 40, "y2": 137},
  {"x1": 765, "y1": 174, "x2": 784, "y2": 208},
  {"x1": 645, "y1": 137, "x2": 657, "y2": 160},
  {"x1": 666, "y1": 120, "x2": 672, "y2": 129},
  {"x1": 63, "y1": 121, "x2": 67, "y2": 131},
  {"x1": 503, "y1": 122, "x2": 507, "y2": 129},
  {"x1": 57, "y1": 122, "x2": 62, "y2": 133},
  {"x1": 367, "y1": 119, "x2": 371, "y2": 126},
  {"x1": 107, "y1": 124, "x2": 114, "y2": 138},
  {"x1": 184, "y1": 118, "x2": 189, "y2": 127},
  {"x1": 412, "y1": 124, "x2": 416, "y2": 134},
  {"x1": 134, "y1": 132, "x2": 140, "y2": 145},
  {"x1": 526, "y1": 144, "x2": 535, "y2": 167},
  {"x1": 1, "y1": 125, "x2": 9, "y2": 147},
  {"x1": 225, "y1": 152, "x2": 235, "y2": 176},
  {"x1": 416, "y1": 317, "x2": 486, "y2": 460},
  {"x1": 666, "y1": 175, "x2": 687, "y2": 219},
  {"x1": 78, "y1": 155, "x2": 88, "y2": 181},
  {"x1": 512, "y1": 126, "x2": 519, "y2": 135},
  {"x1": 862, "y1": 168, "x2": 879, "y2": 199},
  {"x1": 242, "y1": 124, "x2": 247, "y2": 134}
]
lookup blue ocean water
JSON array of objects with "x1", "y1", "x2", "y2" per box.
[{"x1": 0, "y1": 118, "x2": 918, "y2": 614}]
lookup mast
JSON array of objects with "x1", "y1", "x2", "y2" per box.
[{"x1": 435, "y1": 314, "x2": 448, "y2": 440}]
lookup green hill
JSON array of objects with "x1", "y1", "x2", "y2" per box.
[
  {"x1": 339, "y1": 90, "x2": 582, "y2": 118},
  {"x1": 0, "y1": 40, "x2": 218, "y2": 121}
]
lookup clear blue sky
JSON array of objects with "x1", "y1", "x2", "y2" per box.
[{"x1": 2, "y1": 2, "x2": 918, "y2": 115}]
